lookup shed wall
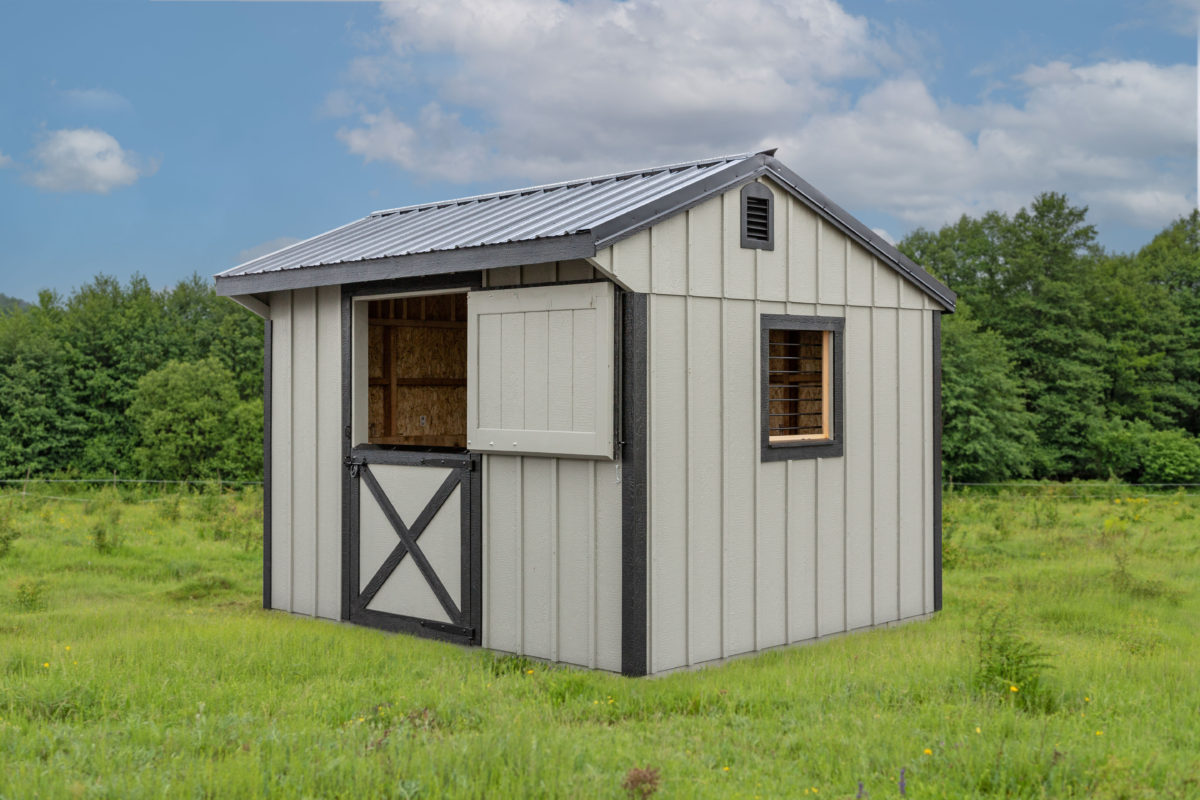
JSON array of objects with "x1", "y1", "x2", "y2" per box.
[
  {"x1": 268, "y1": 286, "x2": 343, "y2": 620},
  {"x1": 604, "y1": 182, "x2": 938, "y2": 673},
  {"x1": 478, "y1": 262, "x2": 623, "y2": 672}
]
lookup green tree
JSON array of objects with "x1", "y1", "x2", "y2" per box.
[
  {"x1": 127, "y1": 358, "x2": 257, "y2": 480},
  {"x1": 939, "y1": 303, "x2": 1038, "y2": 482}
]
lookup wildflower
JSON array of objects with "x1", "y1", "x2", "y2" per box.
[
  {"x1": 42, "y1": 662, "x2": 49, "y2": 668},
  {"x1": 525, "y1": 669, "x2": 534, "y2": 675},
  {"x1": 1084, "y1": 697, "x2": 1090, "y2": 702},
  {"x1": 923, "y1": 748, "x2": 932, "y2": 755},
  {"x1": 722, "y1": 766, "x2": 730, "y2": 772},
  {"x1": 1114, "y1": 498, "x2": 1121, "y2": 504},
  {"x1": 1096, "y1": 730, "x2": 1104, "y2": 736},
  {"x1": 64, "y1": 646, "x2": 70, "y2": 651},
  {"x1": 1010, "y1": 685, "x2": 1019, "y2": 693},
  {"x1": 593, "y1": 700, "x2": 599, "y2": 705},
  {"x1": 898, "y1": 767, "x2": 907, "y2": 797}
]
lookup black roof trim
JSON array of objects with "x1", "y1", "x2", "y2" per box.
[{"x1": 214, "y1": 233, "x2": 595, "y2": 297}]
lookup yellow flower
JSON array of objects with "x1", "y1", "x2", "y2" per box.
[
  {"x1": 64, "y1": 646, "x2": 70, "y2": 651},
  {"x1": 42, "y1": 662, "x2": 49, "y2": 668},
  {"x1": 593, "y1": 700, "x2": 599, "y2": 705},
  {"x1": 975, "y1": 727, "x2": 981, "y2": 733},
  {"x1": 525, "y1": 669, "x2": 534, "y2": 674},
  {"x1": 722, "y1": 766, "x2": 730, "y2": 772},
  {"x1": 1096, "y1": 730, "x2": 1104, "y2": 736},
  {"x1": 1010, "y1": 685, "x2": 1019, "y2": 692},
  {"x1": 1084, "y1": 697, "x2": 1090, "y2": 702},
  {"x1": 1114, "y1": 498, "x2": 1121, "y2": 504},
  {"x1": 923, "y1": 748, "x2": 933, "y2": 755}
]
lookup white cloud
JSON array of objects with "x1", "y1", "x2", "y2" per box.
[
  {"x1": 338, "y1": 0, "x2": 886, "y2": 181},
  {"x1": 237, "y1": 236, "x2": 304, "y2": 264},
  {"x1": 0, "y1": 151, "x2": 11, "y2": 169},
  {"x1": 334, "y1": 0, "x2": 1196, "y2": 238},
  {"x1": 28, "y1": 128, "x2": 157, "y2": 194}
]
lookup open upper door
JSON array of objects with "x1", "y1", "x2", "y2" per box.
[{"x1": 467, "y1": 282, "x2": 615, "y2": 459}]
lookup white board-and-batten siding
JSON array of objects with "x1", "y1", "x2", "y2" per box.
[
  {"x1": 591, "y1": 179, "x2": 941, "y2": 674},
  {"x1": 477, "y1": 262, "x2": 623, "y2": 672},
  {"x1": 268, "y1": 286, "x2": 343, "y2": 620}
]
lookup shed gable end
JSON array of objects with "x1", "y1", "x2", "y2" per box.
[{"x1": 591, "y1": 177, "x2": 945, "y2": 310}]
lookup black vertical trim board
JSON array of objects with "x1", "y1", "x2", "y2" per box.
[
  {"x1": 620, "y1": 291, "x2": 649, "y2": 677},
  {"x1": 932, "y1": 312, "x2": 943, "y2": 612},
  {"x1": 467, "y1": 452, "x2": 483, "y2": 645},
  {"x1": 262, "y1": 319, "x2": 273, "y2": 610},
  {"x1": 340, "y1": 290, "x2": 353, "y2": 621}
]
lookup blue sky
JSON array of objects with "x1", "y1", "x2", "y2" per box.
[{"x1": 0, "y1": 0, "x2": 1195, "y2": 302}]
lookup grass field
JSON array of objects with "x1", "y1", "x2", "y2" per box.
[{"x1": 1, "y1": 482, "x2": 1198, "y2": 799}]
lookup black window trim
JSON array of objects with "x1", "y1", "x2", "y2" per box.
[{"x1": 760, "y1": 313, "x2": 844, "y2": 462}]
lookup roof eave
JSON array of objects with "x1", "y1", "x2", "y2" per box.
[{"x1": 214, "y1": 232, "x2": 596, "y2": 297}]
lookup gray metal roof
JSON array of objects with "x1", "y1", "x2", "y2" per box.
[{"x1": 214, "y1": 151, "x2": 955, "y2": 310}]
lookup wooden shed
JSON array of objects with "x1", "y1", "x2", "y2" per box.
[{"x1": 214, "y1": 150, "x2": 955, "y2": 676}]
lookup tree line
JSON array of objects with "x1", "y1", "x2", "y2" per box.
[
  {"x1": 902, "y1": 195, "x2": 1200, "y2": 483},
  {"x1": 0, "y1": 194, "x2": 1197, "y2": 483},
  {"x1": 0, "y1": 275, "x2": 263, "y2": 481}
]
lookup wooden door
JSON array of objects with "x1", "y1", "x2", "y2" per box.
[{"x1": 346, "y1": 448, "x2": 480, "y2": 644}]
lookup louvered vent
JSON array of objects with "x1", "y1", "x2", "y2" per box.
[
  {"x1": 745, "y1": 196, "x2": 771, "y2": 241},
  {"x1": 740, "y1": 183, "x2": 774, "y2": 250}
]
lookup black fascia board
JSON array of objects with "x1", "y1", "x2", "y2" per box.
[
  {"x1": 215, "y1": 233, "x2": 596, "y2": 296},
  {"x1": 761, "y1": 158, "x2": 957, "y2": 312},
  {"x1": 591, "y1": 153, "x2": 773, "y2": 249}
]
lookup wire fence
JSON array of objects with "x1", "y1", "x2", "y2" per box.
[
  {"x1": 946, "y1": 482, "x2": 1200, "y2": 498},
  {"x1": 0, "y1": 477, "x2": 263, "y2": 506}
]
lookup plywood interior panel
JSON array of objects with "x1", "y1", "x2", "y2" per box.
[{"x1": 367, "y1": 293, "x2": 468, "y2": 448}]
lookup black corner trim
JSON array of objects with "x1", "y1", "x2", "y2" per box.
[
  {"x1": 620, "y1": 291, "x2": 649, "y2": 677},
  {"x1": 932, "y1": 311, "x2": 943, "y2": 612},
  {"x1": 263, "y1": 319, "x2": 273, "y2": 610},
  {"x1": 760, "y1": 314, "x2": 845, "y2": 462},
  {"x1": 740, "y1": 182, "x2": 774, "y2": 251}
]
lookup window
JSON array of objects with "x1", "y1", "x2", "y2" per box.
[
  {"x1": 740, "y1": 182, "x2": 774, "y2": 250},
  {"x1": 761, "y1": 314, "x2": 844, "y2": 461},
  {"x1": 366, "y1": 292, "x2": 469, "y2": 449}
]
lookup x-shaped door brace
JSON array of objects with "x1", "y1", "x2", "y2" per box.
[{"x1": 356, "y1": 464, "x2": 463, "y2": 625}]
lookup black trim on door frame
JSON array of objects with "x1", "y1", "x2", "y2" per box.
[
  {"x1": 341, "y1": 274, "x2": 484, "y2": 641},
  {"x1": 347, "y1": 447, "x2": 481, "y2": 645},
  {"x1": 620, "y1": 292, "x2": 649, "y2": 677}
]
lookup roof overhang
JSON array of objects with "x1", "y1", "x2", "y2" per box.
[{"x1": 215, "y1": 232, "x2": 596, "y2": 297}]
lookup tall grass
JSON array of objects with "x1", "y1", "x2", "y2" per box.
[{"x1": 1, "y1": 485, "x2": 1197, "y2": 798}]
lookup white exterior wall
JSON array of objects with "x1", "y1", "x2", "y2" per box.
[
  {"x1": 478, "y1": 262, "x2": 623, "y2": 672},
  {"x1": 268, "y1": 286, "x2": 343, "y2": 620},
  {"x1": 593, "y1": 180, "x2": 943, "y2": 674}
]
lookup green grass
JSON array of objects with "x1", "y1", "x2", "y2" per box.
[{"x1": 1, "y1": 483, "x2": 1198, "y2": 799}]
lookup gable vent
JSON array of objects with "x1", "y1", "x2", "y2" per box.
[
  {"x1": 745, "y1": 197, "x2": 770, "y2": 240},
  {"x1": 740, "y1": 182, "x2": 774, "y2": 251}
]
